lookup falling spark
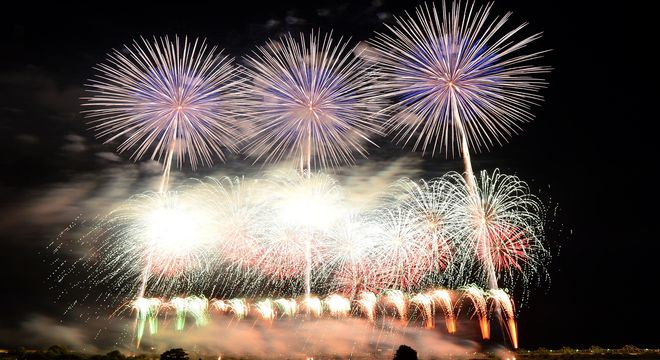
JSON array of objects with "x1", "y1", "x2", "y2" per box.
[
  {"x1": 411, "y1": 293, "x2": 434, "y2": 328},
  {"x1": 431, "y1": 289, "x2": 456, "y2": 333},
  {"x1": 489, "y1": 289, "x2": 518, "y2": 349}
]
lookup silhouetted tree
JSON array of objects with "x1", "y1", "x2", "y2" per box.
[
  {"x1": 104, "y1": 351, "x2": 125, "y2": 360},
  {"x1": 160, "y1": 349, "x2": 188, "y2": 360},
  {"x1": 393, "y1": 345, "x2": 417, "y2": 360},
  {"x1": 46, "y1": 346, "x2": 67, "y2": 357}
]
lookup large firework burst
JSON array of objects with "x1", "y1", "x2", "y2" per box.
[
  {"x1": 450, "y1": 170, "x2": 548, "y2": 291},
  {"x1": 68, "y1": 190, "x2": 220, "y2": 304},
  {"x1": 84, "y1": 35, "x2": 245, "y2": 191},
  {"x1": 369, "y1": 2, "x2": 549, "y2": 193},
  {"x1": 391, "y1": 177, "x2": 462, "y2": 278},
  {"x1": 370, "y1": 207, "x2": 431, "y2": 292},
  {"x1": 241, "y1": 31, "x2": 386, "y2": 171}
]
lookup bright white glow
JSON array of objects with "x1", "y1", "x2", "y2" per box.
[
  {"x1": 279, "y1": 189, "x2": 342, "y2": 231},
  {"x1": 146, "y1": 207, "x2": 203, "y2": 255}
]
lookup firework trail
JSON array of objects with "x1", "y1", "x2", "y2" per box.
[
  {"x1": 489, "y1": 289, "x2": 518, "y2": 349},
  {"x1": 460, "y1": 285, "x2": 490, "y2": 339},
  {"x1": 411, "y1": 293, "x2": 434, "y2": 328},
  {"x1": 369, "y1": 2, "x2": 548, "y2": 193},
  {"x1": 357, "y1": 291, "x2": 378, "y2": 322},
  {"x1": 451, "y1": 170, "x2": 547, "y2": 292},
  {"x1": 431, "y1": 289, "x2": 456, "y2": 334},
  {"x1": 242, "y1": 31, "x2": 386, "y2": 172},
  {"x1": 128, "y1": 286, "x2": 523, "y2": 348},
  {"x1": 324, "y1": 294, "x2": 351, "y2": 317},
  {"x1": 170, "y1": 297, "x2": 188, "y2": 331},
  {"x1": 84, "y1": 35, "x2": 245, "y2": 192}
]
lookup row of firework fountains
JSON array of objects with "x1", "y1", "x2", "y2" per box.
[
  {"x1": 132, "y1": 286, "x2": 518, "y2": 349},
  {"x1": 62, "y1": 0, "x2": 553, "y2": 351}
]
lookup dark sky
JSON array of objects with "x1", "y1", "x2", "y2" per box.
[{"x1": 0, "y1": 0, "x2": 655, "y2": 352}]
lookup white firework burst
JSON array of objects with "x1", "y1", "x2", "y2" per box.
[
  {"x1": 450, "y1": 169, "x2": 548, "y2": 291},
  {"x1": 84, "y1": 35, "x2": 245, "y2": 187},
  {"x1": 242, "y1": 31, "x2": 386, "y2": 171}
]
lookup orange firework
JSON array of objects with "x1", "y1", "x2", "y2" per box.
[
  {"x1": 489, "y1": 289, "x2": 519, "y2": 349},
  {"x1": 431, "y1": 289, "x2": 456, "y2": 334}
]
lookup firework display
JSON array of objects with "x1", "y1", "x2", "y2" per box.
[
  {"x1": 55, "y1": 0, "x2": 553, "y2": 352},
  {"x1": 128, "y1": 288, "x2": 518, "y2": 348},
  {"x1": 369, "y1": 2, "x2": 548, "y2": 161},
  {"x1": 242, "y1": 31, "x2": 386, "y2": 171},
  {"x1": 84, "y1": 35, "x2": 246, "y2": 191}
]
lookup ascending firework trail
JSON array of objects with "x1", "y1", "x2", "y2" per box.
[
  {"x1": 242, "y1": 31, "x2": 386, "y2": 297},
  {"x1": 370, "y1": 2, "x2": 549, "y2": 290}
]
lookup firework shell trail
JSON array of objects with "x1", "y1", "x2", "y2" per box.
[{"x1": 132, "y1": 297, "x2": 162, "y2": 347}]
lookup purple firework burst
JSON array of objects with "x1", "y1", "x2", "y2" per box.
[{"x1": 369, "y1": 2, "x2": 550, "y2": 157}]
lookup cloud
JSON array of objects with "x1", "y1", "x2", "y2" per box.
[
  {"x1": 139, "y1": 317, "x2": 478, "y2": 358},
  {"x1": 13, "y1": 314, "x2": 478, "y2": 357},
  {"x1": 0, "y1": 67, "x2": 83, "y2": 120},
  {"x1": 19, "y1": 314, "x2": 100, "y2": 352}
]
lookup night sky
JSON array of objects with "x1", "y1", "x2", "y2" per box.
[{"x1": 0, "y1": 0, "x2": 655, "y2": 351}]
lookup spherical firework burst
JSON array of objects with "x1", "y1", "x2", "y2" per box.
[
  {"x1": 84, "y1": 35, "x2": 245, "y2": 191},
  {"x1": 186, "y1": 177, "x2": 268, "y2": 272},
  {"x1": 451, "y1": 170, "x2": 548, "y2": 291},
  {"x1": 242, "y1": 31, "x2": 386, "y2": 171},
  {"x1": 391, "y1": 177, "x2": 462, "y2": 279},
  {"x1": 74, "y1": 189, "x2": 220, "y2": 303},
  {"x1": 370, "y1": 207, "x2": 431, "y2": 292},
  {"x1": 259, "y1": 170, "x2": 344, "y2": 296},
  {"x1": 321, "y1": 212, "x2": 382, "y2": 296},
  {"x1": 369, "y1": 2, "x2": 549, "y2": 158}
]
